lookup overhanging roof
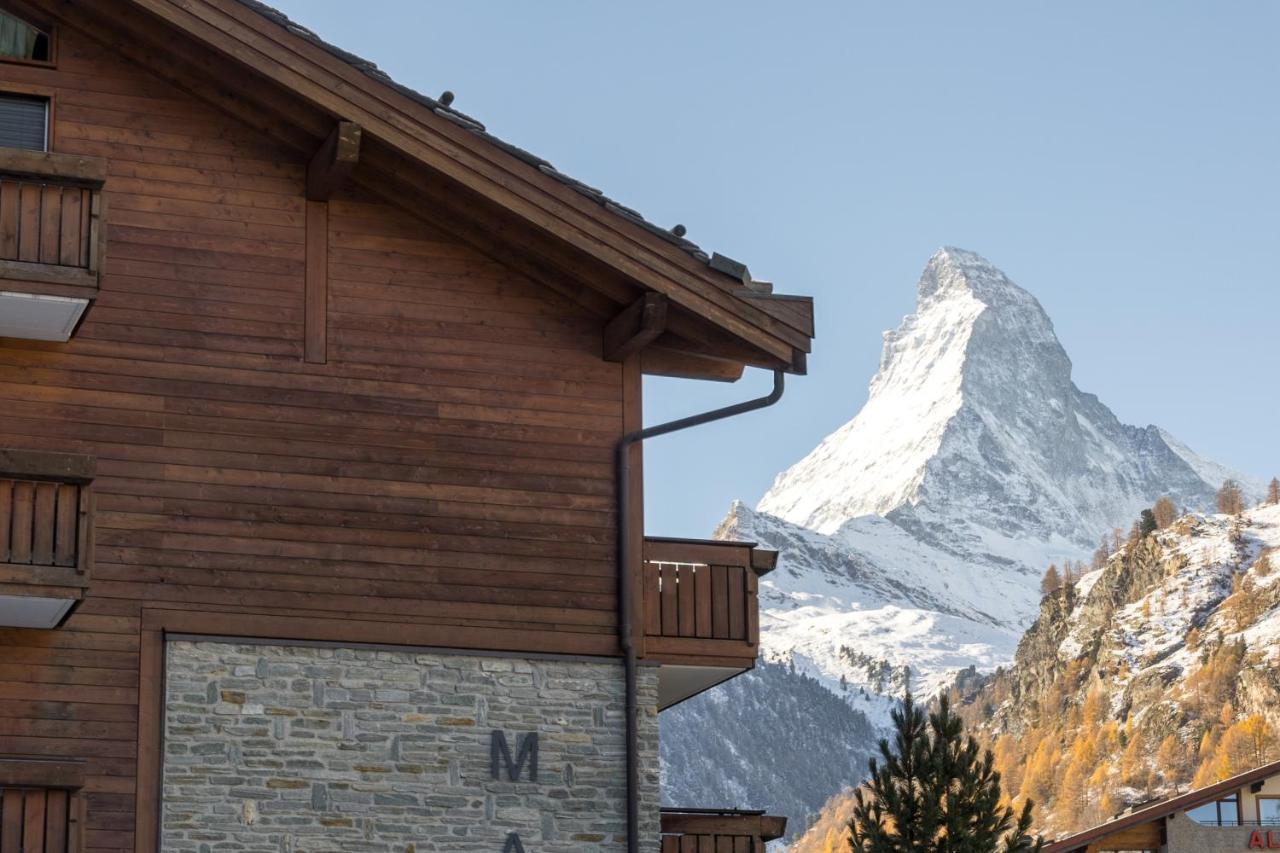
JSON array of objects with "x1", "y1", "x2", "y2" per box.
[
  {"x1": 1045, "y1": 758, "x2": 1280, "y2": 852},
  {"x1": 20, "y1": 0, "x2": 814, "y2": 378}
]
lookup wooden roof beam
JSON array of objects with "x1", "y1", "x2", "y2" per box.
[
  {"x1": 307, "y1": 120, "x2": 362, "y2": 201},
  {"x1": 603, "y1": 293, "x2": 667, "y2": 362}
]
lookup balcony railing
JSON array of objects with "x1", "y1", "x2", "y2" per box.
[
  {"x1": 0, "y1": 147, "x2": 106, "y2": 341},
  {"x1": 0, "y1": 449, "x2": 94, "y2": 629},
  {"x1": 641, "y1": 537, "x2": 777, "y2": 668},
  {"x1": 660, "y1": 808, "x2": 787, "y2": 852}
]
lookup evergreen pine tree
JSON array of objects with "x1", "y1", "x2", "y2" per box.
[
  {"x1": 848, "y1": 695, "x2": 1043, "y2": 853},
  {"x1": 1138, "y1": 509, "x2": 1157, "y2": 539}
]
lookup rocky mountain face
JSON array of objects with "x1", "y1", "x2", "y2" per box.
[
  {"x1": 954, "y1": 504, "x2": 1280, "y2": 838},
  {"x1": 659, "y1": 661, "x2": 877, "y2": 842},
  {"x1": 788, "y1": 504, "x2": 1280, "y2": 850},
  {"x1": 660, "y1": 248, "x2": 1258, "y2": 846}
]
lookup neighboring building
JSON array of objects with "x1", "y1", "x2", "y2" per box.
[
  {"x1": 1046, "y1": 759, "x2": 1280, "y2": 853},
  {"x1": 0, "y1": 2, "x2": 813, "y2": 851}
]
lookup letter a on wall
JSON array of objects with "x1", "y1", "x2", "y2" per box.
[
  {"x1": 1251, "y1": 830, "x2": 1266, "y2": 849},
  {"x1": 503, "y1": 833, "x2": 526, "y2": 853},
  {"x1": 491, "y1": 730, "x2": 539, "y2": 782}
]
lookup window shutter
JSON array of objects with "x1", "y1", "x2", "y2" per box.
[{"x1": 0, "y1": 94, "x2": 47, "y2": 151}]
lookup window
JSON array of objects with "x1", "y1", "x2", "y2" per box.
[
  {"x1": 0, "y1": 9, "x2": 51, "y2": 63},
  {"x1": 1187, "y1": 793, "x2": 1241, "y2": 826},
  {"x1": 1259, "y1": 797, "x2": 1280, "y2": 825},
  {"x1": 0, "y1": 92, "x2": 47, "y2": 150}
]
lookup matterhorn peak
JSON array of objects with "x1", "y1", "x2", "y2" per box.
[{"x1": 757, "y1": 248, "x2": 1233, "y2": 551}]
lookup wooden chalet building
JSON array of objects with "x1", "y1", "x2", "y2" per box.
[
  {"x1": 0, "y1": 2, "x2": 814, "y2": 851},
  {"x1": 1046, "y1": 759, "x2": 1280, "y2": 853}
]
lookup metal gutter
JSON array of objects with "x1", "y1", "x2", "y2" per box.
[{"x1": 615, "y1": 369, "x2": 785, "y2": 853}]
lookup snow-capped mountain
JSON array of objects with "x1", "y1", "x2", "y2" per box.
[
  {"x1": 731, "y1": 247, "x2": 1255, "y2": 707},
  {"x1": 660, "y1": 247, "x2": 1260, "y2": 843}
]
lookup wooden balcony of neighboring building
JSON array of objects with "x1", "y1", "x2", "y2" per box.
[
  {"x1": 0, "y1": 450, "x2": 94, "y2": 629},
  {"x1": 659, "y1": 808, "x2": 787, "y2": 852},
  {"x1": 0, "y1": 147, "x2": 107, "y2": 341},
  {"x1": 640, "y1": 537, "x2": 777, "y2": 709}
]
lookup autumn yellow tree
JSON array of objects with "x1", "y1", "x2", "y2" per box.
[
  {"x1": 1156, "y1": 734, "x2": 1193, "y2": 791},
  {"x1": 1194, "y1": 715, "x2": 1278, "y2": 786},
  {"x1": 1040, "y1": 564, "x2": 1062, "y2": 596},
  {"x1": 1216, "y1": 479, "x2": 1245, "y2": 515},
  {"x1": 1153, "y1": 496, "x2": 1178, "y2": 529}
]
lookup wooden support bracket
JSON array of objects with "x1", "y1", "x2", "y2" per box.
[
  {"x1": 603, "y1": 292, "x2": 667, "y2": 362},
  {"x1": 306, "y1": 120, "x2": 361, "y2": 201}
]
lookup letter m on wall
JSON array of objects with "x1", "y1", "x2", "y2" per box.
[{"x1": 490, "y1": 731, "x2": 538, "y2": 782}]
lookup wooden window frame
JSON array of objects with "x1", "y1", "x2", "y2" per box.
[
  {"x1": 0, "y1": 6, "x2": 57, "y2": 69},
  {"x1": 1257, "y1": 794, "x2": 1280, "y2": 824}
]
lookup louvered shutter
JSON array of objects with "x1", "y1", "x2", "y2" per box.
[{"x1": 0, "y1": 94, "x2": 47, "y2": 151}]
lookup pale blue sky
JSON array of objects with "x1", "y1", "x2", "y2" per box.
[{"x1": 271, "y1": 1, "x2": 1280, "y2": 538}]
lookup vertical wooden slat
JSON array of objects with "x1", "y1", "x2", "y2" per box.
[
  {"x1": 39, "y1": 185, "x2": 62, "y2": 264},
  {"x1": 86, "y1": 192, "x2": 102, "y2": 273},
  {"x1": 9, "y1": 482, "x2": 34, "y2": 564},
  {"x1": 660, "y1": 564, "x2": 678, "y2": 637},
  {"x1": 0, "y1": 181, "x2": 18, "y2": 259},
  {"x1": 58, "y1": 188, "x2": 82, "y2": 267},
  {"x1": 716, "y1": 837, "x2": 733, "y2": 853},
  {"x1": 1, "y1": 789, "x2": 22, "y2": 853},
  {"x1": 677, "y1": 564, "x2": 695, "y2": 637},
  {"x1": 734, "y1": 837, "x2": 751, "y2": 853},
  {"x1": 642, "y1": 561, "x2": 661, "y2": 638},
  {"x1": 31, "y1": 483, "x2": 57, "y2": 566},
  {"x1": 65, "y1": 795, "x2": 83, "y2": 853},
  {"x1": 680, "y1": 836, "x2": 697, "y2": 853},
  {"x1": 53, "y1": 484, "x2": 78, "y2": 568},
  {"x1": 711, "y1": 565, "x2": 729, "y2": 639},
  {"x1": 745, "y1": 568, "x2": 759, "y2": 647},
  {"x1": 134, "y1": 629, "x2": 163, "y2": 853},
  {"x1": 18, "y1": 183, "x2": 41, "y2": 262},
  {"x1": 727, "y1": 566, "x2": 746, "y2": 640},
  {"x1": 694, "y1": 565, "x2": 713, "y2": 638},
  {"x1": 20, "y1": 791, "x2": 44, "y2": 853},
  {"x1": 0, "y1": 480, "x2": 12, "y2": 564},
  {"x1": 76, "y1": 488, "x2": 92, "y2": 575},
  {"x1": 304, "y1": 199, "x2": 328, "y2": 363},
  {"x1": 699, "y1": 836, "x2": 715, "y2": 853},
  {"x1": 43, "y1": 790, "x2": 66, "y2": 853},
  {"x1": 78, "y1": 190, "x2": 91, "y2": 268},
  {"x1": 660, "y1": 837, "x2": 677, "y2": 853}
]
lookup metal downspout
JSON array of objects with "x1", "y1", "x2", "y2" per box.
[{"x1": 616, "y1": 369, "x2": 785, "y2": 853}]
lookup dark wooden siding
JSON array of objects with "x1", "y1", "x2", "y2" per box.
[{"x1": 0, "y1": 25, "x2": 622, "y2": 853}]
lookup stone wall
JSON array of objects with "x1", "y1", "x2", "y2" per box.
[
  {"x1": 1165, "y1": 811, "x2": 1267, "y2": 853},
  {"x1": 162, "y1": 640, "x2": 659, "y2": 852}
]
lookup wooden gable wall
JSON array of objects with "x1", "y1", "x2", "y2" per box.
[{"x1": 0, "y1": 22, "x2": 627, "y2": 852}]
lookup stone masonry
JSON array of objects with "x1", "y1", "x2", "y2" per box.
[{"x1": 162, "y1": 640, "x2": 659, "y2": 852}]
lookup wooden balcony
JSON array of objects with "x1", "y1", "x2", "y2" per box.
[
  {"x1": 641, "y1": 537, "x2": 777, "y2": 708},
  {"x1": 0, "y1": 450, "x2": 94, "y2": 629},
  {"x1": 660, "y1": 808, "x2": 787, "y2": 852},
  {"x1": 0, "y1": 147, "x2": 106, "y2": 341}
]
